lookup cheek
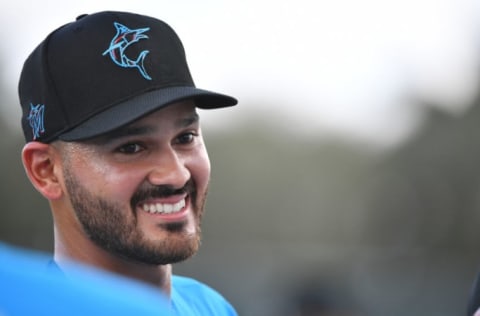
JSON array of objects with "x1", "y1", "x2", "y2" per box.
[
  {"x1": 67, "y1": 157, "x2": 140, "y2": 199},
  {"x1": 188, "y1": 148, "x2": 211, "y2": 189}
]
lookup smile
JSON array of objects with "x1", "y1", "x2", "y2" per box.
[{"x1": 141, "y1": 199, "x2": 186, "y2": 214}]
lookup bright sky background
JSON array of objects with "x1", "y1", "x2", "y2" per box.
[{"x1": 2, "y1": 0, "x2": 480, "y2": 149}]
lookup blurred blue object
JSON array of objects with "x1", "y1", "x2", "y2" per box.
[{"x1": 0, "y1": 242, "x2": 172, "y2": 315}]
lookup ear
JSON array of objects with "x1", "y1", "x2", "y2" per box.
[{"x1": 22, "y1": 142, "x2": 63, "y2": 200}]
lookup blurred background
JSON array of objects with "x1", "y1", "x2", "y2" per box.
[{"x1": 2, "y1": 0, "x2": 480, "y2": 315}]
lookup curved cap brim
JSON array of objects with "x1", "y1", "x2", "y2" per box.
[{"x1": 58, "y1": 86, "x2": 237, "y2": 141}]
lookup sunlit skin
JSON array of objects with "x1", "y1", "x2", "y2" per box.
[{"x1": 22, "y1": 100, "x2": 211, "y2": 295}]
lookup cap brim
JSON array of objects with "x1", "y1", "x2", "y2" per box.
[{"x1": 58, "y1": 86, "x2": 237, "y2": 141}]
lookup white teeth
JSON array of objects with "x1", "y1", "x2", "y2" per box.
[
  {"x1": 141, "y1": 199, "x2": 186, "y2": 214},
  {"x1": 164, "y1": 204, "x2": 173, "y2": 213}
]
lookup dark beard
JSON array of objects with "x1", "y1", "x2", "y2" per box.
[{"x1": 63, "y1": 168, "x2": 205, "y2": 265}]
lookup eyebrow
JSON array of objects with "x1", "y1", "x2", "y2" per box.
[
  {"x1": 175, "y1": 112, "x2": 199, "y2": 129},
  {"x1": 93, "y1": 112, "x2": 200, "y2": 143}
]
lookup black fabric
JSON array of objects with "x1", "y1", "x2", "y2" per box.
[{"x1": 468, "y1": 270, "x2": 480, "y2": 316}]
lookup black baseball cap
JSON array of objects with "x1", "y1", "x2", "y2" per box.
[{"x1": 19, "y1": 11, "x2": 237, "y2": 143}]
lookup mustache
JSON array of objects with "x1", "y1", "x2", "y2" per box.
[{"x1": 130, "y1": 180, "x2": 195, "y2": 207}]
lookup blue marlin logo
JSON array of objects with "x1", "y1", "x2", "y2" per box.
[
  {"x1": 103, "y1": 22, "x2": 152, "y2": 80},
  {"x1": 27, "y1": 103, "x2": 45, "y2": 140}
]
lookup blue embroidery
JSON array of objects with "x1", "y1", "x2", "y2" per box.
[
  {"x1": 27, "y1": 103, "x2": 45, "y2": 140},
  {"x1": 102, "y1": 22, "x2": 152, "y2": 80}
]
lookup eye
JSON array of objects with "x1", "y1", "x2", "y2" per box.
[
  {"x1": 117, "y1": 142, "x2": 144, "y2": 154},
  {"x1": 176, "y1": 132, "x2": 197, "y2": 145}
]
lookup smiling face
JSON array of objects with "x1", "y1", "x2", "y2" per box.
[{"x1": 57, "y1": 101, "x2": 210, "y2": 265}]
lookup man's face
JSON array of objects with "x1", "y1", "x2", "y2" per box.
[{"x1": 58, "y1": 101, "x2": 210, "y2": 265}]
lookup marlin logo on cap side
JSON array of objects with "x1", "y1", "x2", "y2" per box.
[
  {"x1": 27, "y1": 103, "x2": 45, "y2": 140},
  {"x1": 103, "y1": 22, "x2": 152, "y2": 80}
]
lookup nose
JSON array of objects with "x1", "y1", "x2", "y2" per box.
[{"x1": 147, "y1": 148, "x2": 190, "y2": 188}]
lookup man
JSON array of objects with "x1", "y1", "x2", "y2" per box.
[{"x1": 18, "y1": 11, "x2": 238, "y2": 315}]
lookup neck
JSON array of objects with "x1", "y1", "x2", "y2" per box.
[{"x1": 53, "y1": 226, "x2": 172, "y2": 297}]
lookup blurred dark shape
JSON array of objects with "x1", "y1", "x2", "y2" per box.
[{"x1": 285, "y1": 279, "x2": 362, "y2": 316}]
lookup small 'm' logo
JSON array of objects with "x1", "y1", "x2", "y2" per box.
[
  {"x1": 102, "y1": 22, "x2": 152, "y2": 80},
  {"x1": 27, "y1": 103, "x2": 45, "y2": 140}
]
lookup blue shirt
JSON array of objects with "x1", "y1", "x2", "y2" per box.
[
  {"x1": 0, "y1": 242, "x2": 237, "y2": 315},
  {"x1": 171, "y1": 275, "x2": 238, "y2": 315},
  {"x1": 0, "y1": 242, "x2": 172, "y2": 316}
]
